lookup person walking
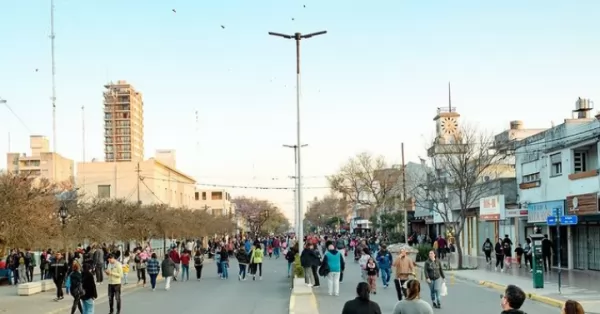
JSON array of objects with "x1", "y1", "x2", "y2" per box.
[
  {"x1": 80, "y1": 264, "x2": 97, "y2": 314},
  {"x1": 69, "y1": 263, "x2": 84, "y2": 314},
  {"x1": 219, "y1": 247, "x2": 229, "y2": 279},
  {"x1": 393, "y1": 248, "x2": 415, "y2": 301},
  {"x1": 423, "y1": 250, "x2": 445, "y2": 309},
  {"x1": 235, "y1": 248, "x2": 249, "y2": 281},
  {"x1": 105, "y1": 254, "x2": 123, "y2": 314},
  {"x1": 250, "y1": 243, "x2": 264, "y2": 281},
  {"x1": 50, "y1": 252, "x2": 69, "y2": 301},
  {"x1": 495, "y1": 238, "x2": 505, "y2": 272},
  {"x1": 392, "y1": 279, "x2": 434, "y2": 314},
  {"x1": 375, "y1": 244, "x2": 393, "y2": 288},
  {"x1": 341, "y1": 282, "x2": 382, "y2": 314},
  {"x1": 300, "y1": 243, "x2": 318, "y2": 286},
  {"x1": 365, "y1": 257, "x2": 379, "y2": 294},
  {"x1": 93, "y1": 246, "x2": 104, "y2": 284},
  {"x1": 161, "y1": 254, "x2": 176, "y2": 290},
  {"x1": 180, "y1": 250, "x2": 191, "y2": 281},
  {"x1": 482, "y1": 238, "x2": 493, "y2": 264},
  {"x1": 146, "y1": 253, "x2": 160, "y2": 291},
  {"x1": 323, "y1": 243, "x2": 344, "y2": 296},
  {"x1": 193, "y1": 250, "x2": 204, "y2": 281}
]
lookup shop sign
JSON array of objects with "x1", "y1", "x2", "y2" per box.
[
  {"x1": 424, "y1": 216, "x2": 434, "y2": 224},
  {"x1": 479, "y1": 195, "x2": 505, "y2": 221},
  {"x1": 527, "y1": 200, "x2": 564, "y2": 223},
  {"x1": 567, "y1": 193, "x2": 599, "y2": 215},
  {"x1": 505, "y1": 208, "x2": 528, "y2": 218}
]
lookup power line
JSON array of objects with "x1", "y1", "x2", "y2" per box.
[{"x1": 1, "y1": 99, "x2": 31, "y2": 133}]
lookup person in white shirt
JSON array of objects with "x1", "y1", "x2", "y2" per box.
[{"x1": 358, "y1": 248, "x2": 371, "y2": 282}]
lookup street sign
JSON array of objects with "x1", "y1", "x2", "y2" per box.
[
  {"x1": 546, "y1": 215, "x2": 578, "y2": 226},
  {"x1": 560, "y1": 215, "x2": 578, "y2": 225}
]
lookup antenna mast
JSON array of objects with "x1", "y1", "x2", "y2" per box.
[
  {"x1": 195, "y1": 110, "x2": 199, "y2": 148},
  {"x1": 50, "y1": 0, "x2": 58, "y2": 180},
  {"x1": 82, "y1": 105, "x2": 86, "y2": 188},
  {"x1": 448, "y1": 81, "x2": 452, "y2": 111}
]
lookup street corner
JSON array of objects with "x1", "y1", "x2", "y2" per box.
[{"x1": 528, "y1": 293, "x2": 564, "y2": 308}]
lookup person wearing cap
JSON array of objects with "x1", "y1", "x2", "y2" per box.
[{"x1": 105, "y1": 254, "x2": 123, "y2": 314}]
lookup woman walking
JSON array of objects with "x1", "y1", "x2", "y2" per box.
[
  {"x1": 423, "y1": 250, "x2": 445, "y2": 309},
  {"x1": 251, "y1": 243, "x2": 264, "y2": 280},
  {"x1": 193, "y1": 250, "x2": 204, "y2": 280},
  {"x1": 341, "y1": 282, "x2": 382, "y2": 314},
  {"x1": 69, "y1": 263, "x2": 84, "y2": 314},
  {"x1": 235, "y1": 248, "x2": 250, "y2": 281},
  {"x1": 495, "y1": 238, "x2": 505, "y2": 272},
  {"x1": 146, "y1": 253, "x2": 160, "y2": 291},
  {"x1": 80, "y1": 264, "x2": 97, "y2": 314},
  {"x1": 482, "y1": 238, "x2": 493, "y2": 265},
  {"x1": 392, "y1": 279, "x2": 434, "y2": 314},
  {"x1": 365, "y1": 257, "x2": 378, "y2": 294}
]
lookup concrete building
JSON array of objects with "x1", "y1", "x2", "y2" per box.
[
  {"x1": 76, "y1": 158, "x2": 196, "y2": 207},
  {"x1": 516, "y1": 98, "x2": 600, "y2": 271},
  {"x1": 192, "y1": 188, "x2": 235, "y2": 217},
  {"x1": 155, "y1": 149, "x2": 176, "y2": 168},
  {"x1": 103, "y1": 80, "x2": 144, "y2": 162},
  {"x1": 6, "y1": 135, "x2": 74, "y2": 183}
]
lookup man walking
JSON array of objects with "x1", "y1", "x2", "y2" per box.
[
  {"x1": 93, "y1": 245, "x2": 104, "y2": 284},
  {"x1": 393, "y1": 248, "x2": 414, "y2": 300},
  {"x1": 376, "y1": 244, "x2": 393, "y2": 288},
  {"x1": 105, "y1": 254, "x2": 123, "y2": 314}
]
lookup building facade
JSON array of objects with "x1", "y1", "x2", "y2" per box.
[
  {"x1": 76, "y1": 158, "x2": 196, "y2": 207},
  {"x1": 192, "y1": 188, "x2": 235, "y2": 216},
  {"x1": 6, "y1": 135, "x2": 74, "y2": 183},
  {"x1": 103, "y1": 80, "x2": 144, "y2": 162},
  {"x1": 515, "y1": 98, "x2": 600, "y2": 271}
]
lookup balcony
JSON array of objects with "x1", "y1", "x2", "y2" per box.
[{"x1": 568, "y1": 169, "x2": 599, "y2": 181}]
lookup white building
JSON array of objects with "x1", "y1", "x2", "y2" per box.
[{"x1": 515, "y1": 98, "x2": 600, "y2": 271}]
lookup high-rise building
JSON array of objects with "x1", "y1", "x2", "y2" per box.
[{"x1": 103, "y1": 80, "x2": 144, "y2": 162}]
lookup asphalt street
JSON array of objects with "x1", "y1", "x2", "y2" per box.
[
  {"x1": 90, "y1": 257, "x2": 290, "y2": 314},
  {"x1": 314, "y1": 257, "x2": 560, "y2": 314}
]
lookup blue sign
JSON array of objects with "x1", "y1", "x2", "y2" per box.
[
  {"x1": 560, "y1": 215, "x2": 578, "y2": 225},
  {"x1": 528, "y1": 200, "x2": 565, "y2": 224},
  {"x1": 546, "y1": 215, "x2": 578, "y2": 226}
]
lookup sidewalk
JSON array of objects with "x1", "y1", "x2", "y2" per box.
[
  {"x1": 417, "y1": 260, "x2": 600, "y2": 313},
  {"x1": 0, "y1": 274, "x2": 163, "y2": 314}
]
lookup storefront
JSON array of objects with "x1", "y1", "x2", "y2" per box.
[
  {"x1": 526, "y1": 200, "x2": 567, "y2": 267},
  {"x1": 567, "y1": 193, "x2": 600, "y2": 271},
  {"x1": 478, "y1": 195, "x2": 507, "y2": 250},
  {"x1": 505, "y1": 207, "x2": 528, "y2": 246}
]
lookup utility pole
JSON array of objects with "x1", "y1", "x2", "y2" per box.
[
  {"x1": 136, "y1": 162, "x2": 141, "y2": 205},
  {"x1": 269, "y1": 30, "x2": 327, "y2": 250},
  {"x1": 283, "y1": 144, "x2": 307, "y2": 235},
  {"x1": 401, "y1": 143, "x2": 409, "y2": 243},
  {"x1": 50, "y1": 0, "x2": 58, "y2": 181}
]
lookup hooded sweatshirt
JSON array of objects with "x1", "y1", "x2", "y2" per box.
[{"x1": 325, "y1": 249, "x2": 345, "y2": 273}]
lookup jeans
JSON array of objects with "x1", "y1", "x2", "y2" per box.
[
  {"x1": 12, "y1": 269, "x2": 19, "y2": 285},
  {"x1": 195, "y1": 265, "x2": 203, "y2": 279},
  {"x1": 181, "y1": 264, "x2": 189, "y2": 281},
  {"x1": 253, "y1": 263, "x2": 263, "y2": 277},
  {"x1": 495, "y1": 254, "x2": 504, "y2": 269},
  {"x1": 26, "y1": 266, "x2": 34, "y2": 282},
  {"x1": 95, "y1": 264, "x2": 103, "y2": 283},
  {"x1": 107, "y1": 284, "x2": 121, "y2": 313},
  {"x1": 327, "y1": 272, "x2": 341, "y2": 295},
  {"x1": 137, "y1": 268, "x2": 146, "y2": 284},
  {"x1": 311, "y1": 266, "x2": 320, "y2": 286},
  {"x1": 122, "y1": 272, "x2": 128, "y2": 284},
  {"x1": 238, "y1": 264, "x2": 246, "y2": 279},
  {"x1": 428, "y1": 278, "x2": 441, "y2": 304},
  {"x1": 304, "y1": 267, "x2": 315, "y2": 285},
  {"x1": 82, "y1": 299, "x2": 94, "y2": 314},
  {"x1": 380, "y1": 268, "x2": 391, "y2": 286},
  {"x1": 220, "y1": 262, "x2": 228, "y2": 279},
  {"x1": 53, "y1": 277, "x2": 65, "y2": 298},
  {"x1": 274, "y1": 247, "x2": 280, "y2": 258},
  {"x1": 149, "y1": 274, "x2": 158, "y2": 289},
  {"x1": 484, "y1": 251, "x2": 492, "y2": 263},
  {"x1": 394, "y1": 279, "x2": 407, "y2": 301},
  {"x1": 217, "y1": 261, "x2": 222, "y2": 275}
]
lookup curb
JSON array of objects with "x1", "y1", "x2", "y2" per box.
[
  {"x1": 289, "y1": 294, "x2": 295, "y2": 314},
  {"x1": 289, "y1": 287, "x2": 319, "y2": 314},
  {"x1": 46, "y1": 276, "x2": 164, "y2": 314}
]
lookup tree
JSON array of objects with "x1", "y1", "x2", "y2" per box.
[
  {"x1": 232, "y1": 197, "x2": 288, "y2": 235},
  {"x1": 0, "y1": 172, "x2": 62, "y2": 253},
  {"x1": 328, "y1": 152, "x2": 403, "y2": 218},
  {"x1": 413, "y1": 125, "x2": 505, "y2": 269},
  {"x1": 369, "y1": 211, "x2": 405, "y2": 234},
  {"x1": 304, "y1": 196, "x2": 349, "y2": 230}
]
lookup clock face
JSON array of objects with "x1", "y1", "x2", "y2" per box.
[{"x1": 440, "y1": 117, "x2": 458, "y2": 135}]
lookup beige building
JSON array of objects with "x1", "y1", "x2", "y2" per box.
[
  {"x1": 6, "y1": 135, "x2": 74, "y2": 183},
  {"x1": 76, "y1": 158, "x2": 196, "y2": 207},
  {"x1": 155, "y1": 149, "x2": 176, "y2": 168},
  {"x1": 192, "y1": 188, "x2": 235, "y2": 217},
  {"x1": 103, "y1": 80, "x2": 144, "y2": 162}
]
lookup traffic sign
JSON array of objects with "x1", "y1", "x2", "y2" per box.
[
  {"x1": 547, "y1": 216, "x2": 557, "y2": 225},
  {"x1": 560, "y1": 215, "x2": 578, "y2": 225}
]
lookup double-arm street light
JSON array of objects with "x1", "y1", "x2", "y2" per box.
[
  {"x1": 283, "y1": 144, "x2": 308, "y2": 236},
  {"x1": 269, "y1": 30, "x2": 327, "y2": 251}
]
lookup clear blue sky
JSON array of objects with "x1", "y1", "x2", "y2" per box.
[{"x1": 1, "y1": 0, "x2": 600, "y2": 222}]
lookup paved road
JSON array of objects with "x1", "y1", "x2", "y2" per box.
[
  {"x1": 315, "y1": 258, "x2": 560, "y2": 314},
  {"x1": 92, "y1": 257, "x2": 290, "y2": 314}
]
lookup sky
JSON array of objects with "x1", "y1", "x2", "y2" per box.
[{"x1": 1, "y1": 0, "x2": 600, "y2": 223}]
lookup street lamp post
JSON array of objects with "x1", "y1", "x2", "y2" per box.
[
  {"x1": 270, "y1": 30, "x2": 327, "y2": 251},
  {"x1": 283, "y1": 144, "x2": 307, "y2": 236}
]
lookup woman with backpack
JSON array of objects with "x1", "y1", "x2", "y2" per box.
[
  {"x1": 193, "y1": 250, "x2": 204, "y2": 280},
  {"x1": 68, "y1": 263, "x2": 84, "y2": 314},
  {"x1": 482, "y1": 238, "x2": 493, "y2": 264}
]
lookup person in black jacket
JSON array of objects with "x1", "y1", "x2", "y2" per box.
[
  {"x1": 285, "y1": 247, "x2": 296, "y2": 278},
  {"x1": 81, "y1": 263, "x2": 98, "y2": 314},
  {"x1": 69, "y1": 263, "x2": 83, "y2": 314},
  {"x1": 494, "y1": 238, "x2": 504, "y2": 272},
  {"x1": 50, "y1": 252, "x2": 69, "y2": 301},
  {"x1": 541, "y1": 234, "x2": 553, "y2": 272},
  {"x1": 300, "y1": 243, "x2": 318, "y2": 286},
  {"x1": 341, "y1": 282, "x2": 382, "y2": 314}
]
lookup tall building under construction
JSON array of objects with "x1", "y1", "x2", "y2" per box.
[{"x1": 103, "y1": 80, "x2": 144, "y2": 162}]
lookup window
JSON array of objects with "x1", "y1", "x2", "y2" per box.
[
  {"x1": 550, "y1": 153, "x2": 562, "y2": 177},
  {"x1": 195, "y1": 192, "x2": 199, "y2": 201},
  {"x1": 98, "y1": 185, "x2": 111, "y2": 198},
  {"x1": 573, "y1": 151, "x2": 587, "y2": 173},
  {"x1": 522, "y1": 172, "x2": 540, "y2": 184},
  {"x1": 202, "y1": 192, "x2": 207, "y2": 200},
  {"x1": 211, "y1": 192, "x2": 223, "y2": 200}
]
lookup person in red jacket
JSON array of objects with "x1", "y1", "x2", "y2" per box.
[
  {"x1": 169, "y1": 249, "x2": 181, "y2": 281},
  {"x1": 180, "y1": 250, "x2": 191, "y2": 281}
]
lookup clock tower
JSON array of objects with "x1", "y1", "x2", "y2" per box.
[{"x1": 428, "y1": 83, "x2": 462, "y2": 157}]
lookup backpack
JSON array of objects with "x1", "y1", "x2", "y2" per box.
[
  {"x1": 134, "y1": 255, "x2": 141, "y2": 263},
  {"x1": 194, "y1": 255, "x2": 204, "y2": 266}
]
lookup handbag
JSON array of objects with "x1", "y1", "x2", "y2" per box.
[{"x1": 440, "y1": 281, "x2": 448, "y2": 296}]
